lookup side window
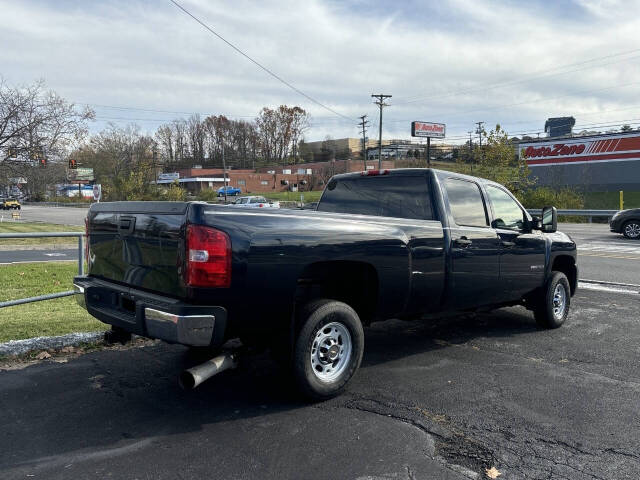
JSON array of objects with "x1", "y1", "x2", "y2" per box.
[
  {"x1": 318, "y1": 175, "x2": 433, "y2": 220},
  {"x1": 486, "y1": 185, "x2": 525, "y2": 231},
  {"x1": 445, "y1": 178, "x2": 488, "y2": 227}
]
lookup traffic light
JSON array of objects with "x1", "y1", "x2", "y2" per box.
[
  {"x1": 68, "y1": 158, "x2": 77, "y2": 169},
  {"x1": 40, "y1": 157, "x2": 47, "y2": 168}
]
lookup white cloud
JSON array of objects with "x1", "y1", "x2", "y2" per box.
[{"x1": 1, "y1": 0, "x2": 639, "y2": 143}]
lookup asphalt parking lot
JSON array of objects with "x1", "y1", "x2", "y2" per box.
[
  {"x1": 2, "y1": 286, "x2": 640, "y2": 479},
  {"x1": 2, "y1": 208, "x2": 640, "y2": 479}
]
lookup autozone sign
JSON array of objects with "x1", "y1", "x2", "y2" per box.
[
  {"x1": 411, "y1": 121, "x2": 446, "y2": 138},
  {"x1": 523, "y1": 143, "x2": 586, "y2": 158},
  {"x1": 521, "y1": 133, "x2": 640, "y2": 166}
]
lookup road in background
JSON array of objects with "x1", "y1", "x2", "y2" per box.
[
  {"x1": 3, "y1": 205, "x2": 89, "y2": 226},
  {"x1": 2, "y1": 288, "x2": 640, "y2": 479},
  {"x1": 0, "y1": 248, "x2": 76, "y2": 264},
  {"x1": 561, "y1": 223, "x2": 640, "y2": 284}
]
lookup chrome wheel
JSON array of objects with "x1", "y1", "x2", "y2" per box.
[
  {"x1": 624, "y1": 222, "x2": 640, "y2": 239},
  {"x1": 552, "y1": 283, "x2": 566, "y2": 320},
  {"x1": 310, "y1": 322, "x2": 352, "y2": 382}
]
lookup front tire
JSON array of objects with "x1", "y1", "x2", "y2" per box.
[
  {"x1": 534, "y1": 272, "x2": 570, "y2": 329},
  {"x1": 293, "y1": 300, "x2": 364, "y2": 400},
  {"x1": 623, "y1": 220, "x2": 640, "y2": 239}
]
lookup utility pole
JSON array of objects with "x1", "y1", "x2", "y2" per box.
[
  {"x1": 475, "y1": 121, "x2": 484, "y2": 162},
  {"x1": 475, "y1": 121, "x2": 484, "y2": 149},
  {"x1": 222, "y1": 142, "x2": 228, "y2": 203},
  {"x1": 358, "y1": 115, "x2": 370, "y2": 170},
  {"x1": 371, "y1": 94, "x2": 392, "y2": 169},
  {"x1": 468, "y1": 131, "x2": 473, "y2": 173}
]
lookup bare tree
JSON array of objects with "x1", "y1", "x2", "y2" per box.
[
  {"x1": 0, "y1": 78, "x2": 94, "y2": 197},
  {"x1": 155, "y1": 124, "x2": 174, "y2": 164},
  {"x1": 187, "y1": 114, "x2": 206, "y2": 163}
]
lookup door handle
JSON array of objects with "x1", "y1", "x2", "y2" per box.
[
  {"x1": 118, "y1": 215, "x2": 136, "y2": 235},
  {"x1": 501, "y1": 240, "x2": 516, "y2": 247},
  {"x1": 454, "y1": 237, "x2": 472, "y2": 247}
]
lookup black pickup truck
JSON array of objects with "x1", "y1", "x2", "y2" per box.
[{"x1": 74, "y1": 168, "x2": 577, "y2": 399}]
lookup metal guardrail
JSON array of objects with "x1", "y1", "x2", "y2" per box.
[
  {"x1": 0, "y1": 232, "x2": 84, "y2": 308},
  {"x1": 527, "y1": 209, "x2": 618, "y2": 222},
  {"x1": 23, "y1": 201, "x2": 91, "y2": 208},
  {"x1": 0, "y1": 207, "x2": 621, "y2": 307}
]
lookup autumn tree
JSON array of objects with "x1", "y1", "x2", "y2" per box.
[
  {"x1": 474, "y1": 124, "x2": 534, "y2": 196},
  {"x1": 256, "y1": 105, "x2": 310, "y2": 165}
]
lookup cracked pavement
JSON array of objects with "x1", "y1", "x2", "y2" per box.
[{"x1": 2, "y1": 287, "x2": 640, "y2": 479}]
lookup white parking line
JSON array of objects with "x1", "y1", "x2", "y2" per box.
[{"x1": 578, "y1": 281, "x2": 639, "y2": 295}]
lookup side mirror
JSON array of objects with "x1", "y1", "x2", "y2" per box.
[
  {"x1": 528, "y1": 216, "x2": 542, "y2": 232},
  {"x1": 541, "y1": 206, "x2": 557, "y2": 233}
]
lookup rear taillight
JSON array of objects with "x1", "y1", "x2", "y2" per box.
[
  {"x1": 185, "y1": 224, "x2": 231, "y2": 288},
  {"x1": 361, "y1": 169, "x2": 390, "y2": 176}
]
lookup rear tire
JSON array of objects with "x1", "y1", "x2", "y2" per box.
[
  {"x1": 293, "y1": 300, "x2": 364, "y2": 400},
  {"x1": 533, "y1": 272, "x2": 570, "y2": 329},
  {"x1": 622, "y1": 220, "x2": 640, "y2": 239}
]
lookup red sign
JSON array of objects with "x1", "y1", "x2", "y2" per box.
[
  {"x1": 411, "y1": 121, "x2": 446, "y2": 138},
  {"x1": 524, "y1": 143, "x2": 586, "y2": 158},
  {"x1": 521, "y1": 133, "x2": 640, "y2": 166}
]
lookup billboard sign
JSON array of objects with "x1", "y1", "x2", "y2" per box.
[
  {"x1": 68, "y1": 167, "x2": 94, "y2": 182},
  {"x1": 158, "y1": 172, "x2": 180, "y2": 181},
  {"x1": 411, "y1": 121, "x2": 446, "y2": 138}
]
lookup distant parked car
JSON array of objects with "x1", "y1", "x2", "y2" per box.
[
  {"x1": 2, "y1": 198, "x2": 21, "y2": 210},
  {"x1": 217, "y1": 186, "x2": 242, "y2": 197},
  {"x1": 231, "y1": 196, "x2": 280, "y2": 208},
  {"x1": 610, "y1": 208, "x2": 640, "y2": 239}
]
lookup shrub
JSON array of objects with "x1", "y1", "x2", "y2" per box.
[
  {"x1": 196, "y1": 189, "x2": 219, "y2": 202},
  {"x1": 518, "y1": 187, "x2": 584, "y2": 210}
]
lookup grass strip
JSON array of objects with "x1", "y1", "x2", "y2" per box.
[
  {"x1": 0, "y1": 262, "x2": 105, "y2": 342},
  {"x1": 0, "y1": 222, "x2": 83, "y2": 247}
]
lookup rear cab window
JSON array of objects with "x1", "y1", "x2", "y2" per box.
[
  {"x1": 444, "y1": 178, "x2": 488, "y2": 227},
  {"x1": 317, "y1": 174, "x2": 434, "y2": 220}
]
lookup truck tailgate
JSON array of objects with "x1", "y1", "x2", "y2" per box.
[{"x1": 87, "y1": 202, "x2": 188, "y2": 298}]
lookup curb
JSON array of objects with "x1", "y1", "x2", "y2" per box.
[{"x1": 0, "y1": 331, "x2": 105, "y2": 356}]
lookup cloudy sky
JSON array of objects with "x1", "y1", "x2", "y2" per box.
[{"x1": 2, "y1": 0, "x2": 640, "y2": 144}]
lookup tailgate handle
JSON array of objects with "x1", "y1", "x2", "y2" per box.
[{"x1": 118, "y1": 216, "x2": 136, "y2": 234}]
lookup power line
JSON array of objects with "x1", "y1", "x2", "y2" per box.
[
  {"x1": 86, "y1": 103, "x2": 255, "y2": 118},
  {"x1": 388, "y1": 79, "x2": 640, "y2": 125},
  {"x1": 169, "y1": 0, "x2": 355, "y2": 122},
  {"x1": 394, "y1": 48, "x2": 640, "y2": 106},
  {"x1": 441, "y1": 119, "x2": 640, "y2": 143}
]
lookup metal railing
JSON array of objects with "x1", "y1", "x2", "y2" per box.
[
  {"x1": 0, "y1": 232, "x2": 84, "y2": 308},
  {"x1": 527, "y1": 209, "x2": 618, "y2": 223},
  {"x1": 23, "y1": 201, "x2": 91, "y2": 208}
]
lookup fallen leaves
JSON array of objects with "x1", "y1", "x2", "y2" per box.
[
  {"x1": 485, "y1": 466, "x2": 501, "y2": 478},
  {"x1": 35, "y1": 351, "x2": 51, "y2": 360}
]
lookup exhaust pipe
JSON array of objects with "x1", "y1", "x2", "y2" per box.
[{"x1": 179, "y1": 353, "x2": 237, "y2": 390}]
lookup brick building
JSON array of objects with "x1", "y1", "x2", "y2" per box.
[{"x1": 161, "y1": 159, "x2": 396, "y2": 195}]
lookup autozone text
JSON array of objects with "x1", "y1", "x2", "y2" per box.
[{"x1": 524, "y1": 143, "x2": 586, "y2": 158}]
